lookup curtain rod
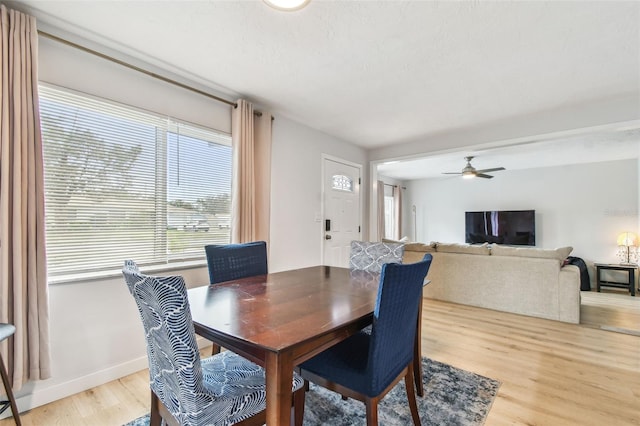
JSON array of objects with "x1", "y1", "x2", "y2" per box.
[
  {"x1": 37, "y1": 30, "x2": 264, "y2": 117},
  {"x1": 383, "y1": 183, "x2": 406, "y2": 189}
]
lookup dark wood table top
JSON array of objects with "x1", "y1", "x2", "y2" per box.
[
  {"x1": 188, "y1": 265, "x2": 380, "y2": 360},
  {"x1": 188, "y1": 265, "x2": 382, "y2": 425}
]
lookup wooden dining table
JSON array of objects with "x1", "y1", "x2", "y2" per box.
[
  {"x1": 188, "y1": 266, "x2": 379, "y2": 425},
  {"x1": 187, "y1": 265, "x2": 426, "y2": 426}
]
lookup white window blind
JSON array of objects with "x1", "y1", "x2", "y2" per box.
[{"x1": 39, "y1": 84, "x2": 232, "y2": 277}]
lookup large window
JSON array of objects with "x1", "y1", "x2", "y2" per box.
[{"x1": 39, "y1": 84, "x2": 232, "y2": 278}]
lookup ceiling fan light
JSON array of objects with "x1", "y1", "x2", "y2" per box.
[
  {"x1": 263, "y1": 0, "x2": 311, "y2": 11},
  {"x1": 462, "y1": 172, "x2": 475, "y2": 179}
]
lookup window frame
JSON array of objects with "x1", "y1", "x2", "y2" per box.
[{"x1": 39, "y1": 83, "x2": 232, "y2": 284}]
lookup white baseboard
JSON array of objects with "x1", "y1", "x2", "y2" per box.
[
  {"x1": 9, "y1": 355, "x2": 148, "y2": 418},
  {"x1": 2, "y1": 337, "x2": 213, "y2": 419}
]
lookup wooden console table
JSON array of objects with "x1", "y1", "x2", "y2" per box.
[{"x1": 594, "y1": 263, "x2": 637, "y2": 296}]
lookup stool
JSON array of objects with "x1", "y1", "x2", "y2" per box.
[{"x1": 0, "y1": 324, "x2": 21, "y2": 425}]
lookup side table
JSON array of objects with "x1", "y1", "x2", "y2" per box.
[{"x1": 594, "y1": 263, "x2": 637, "y2": 296}]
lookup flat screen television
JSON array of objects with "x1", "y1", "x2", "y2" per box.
[{"x1": 465, "y1": 210, "x2": 535, "y2": 246}]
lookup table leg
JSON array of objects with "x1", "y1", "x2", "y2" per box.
[
  {"x1": 630, "y1": 268, "x2": 636, "y2": 297},
  {"x1": 265, "y1": 351, "x2": 294, "y2": 426}
]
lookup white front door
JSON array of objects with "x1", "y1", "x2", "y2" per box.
[{"x1": 323, "y1": 157, "x2": 361, "y2": 267}]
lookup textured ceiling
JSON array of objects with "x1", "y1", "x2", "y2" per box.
[
  {"x1": 10, "y1": 0, "x2": 640, "y2": 153},
  {"x1": 11, "y1": 0, "x2": 640, "y2": 147}
]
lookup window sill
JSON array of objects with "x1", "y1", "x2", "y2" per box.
[{"x1": 48, "y1": 259, "x2": 208, "y2": 285}]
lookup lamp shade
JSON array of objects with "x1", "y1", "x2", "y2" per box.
[{"x1": 617, "y1": 232, "x2": 638, "y2": 247}]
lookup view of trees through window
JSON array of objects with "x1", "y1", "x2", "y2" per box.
[{"x1": 39, "y1": 84, "x2": 232, "y2": 277}]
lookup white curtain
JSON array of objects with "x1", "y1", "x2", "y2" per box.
[
  {"x1": 376, "y1": 180, "x2": 385, "y2": 241},
  {"x1": 394, "y1": 186, "x2": 402, "y2": 240},
  {"x1": 231, "y1": 99, "x2": 272, "y2": 245},
  {"x1": 253, "y1": 112, "x2": 272, "y2": 245},
  {"x1": 0, "y1": 4, "x2": 51, "y2": 389}
]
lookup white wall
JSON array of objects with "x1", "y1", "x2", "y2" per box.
[
  {"x1": 404, "y1": 159, "x2": 638, "y2": 266},
  {"x1": 270, "y1": 118, "x2": 368, "y2": 273},
  {"x1": 12, "y1": 33, "x2": 367, "y2": 414},
  {"x1": 39, "y1": 37, "x2": 232, "y2": 134}
]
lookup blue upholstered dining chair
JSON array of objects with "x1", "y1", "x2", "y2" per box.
[
  {"x1": 349, "y1": 240, "x2": 405, "y2": 273},
  {"x1": 205, "y1": 241, "x2": 268, "y2": 284},
  {"x1": 204, "y1": 241, "x2": 268, "y2": 354},
  {"x1": 299, "y1": 255, "x2": 433, "y2": 426},
  {"x1": 350, "y1": 240, "x2": 432, "y2": 397},
  {"x1": 122, "y1": 260, "x2": 306, "y2": 426}
]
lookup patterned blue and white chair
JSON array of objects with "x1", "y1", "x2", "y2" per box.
[
  {"x1": 349, "y1": 240, "x2": 405, "y2": 274},
  {"x1": 122, "y1": 260, "x2": 306, "y2": 426},
  {"x1": 299, "y1": 256, "x2": 433, "y2": 426}
]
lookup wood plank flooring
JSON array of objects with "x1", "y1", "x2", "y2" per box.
[
  {"x1": 580, "y1": 290, "x2": 640, "y2": 334},
  {"x1": 2, "y1": 298, "x2": 638, "y2": 425}
]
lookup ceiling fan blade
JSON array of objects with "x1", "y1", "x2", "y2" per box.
[
  {"x1": 442, "y1": 172, "x2": 462, "y2": 175},
  {"x1": 475, "y1": 173, "x2": 494, "y2": 179},
  {"x1": 475, "y1": 167, "x2": 505, "y2": 173}
]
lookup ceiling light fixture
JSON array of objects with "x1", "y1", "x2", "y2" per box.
[
  {"x1": 263, "y1": 0, "x2": 310, "y2": 11},
  {"x1": 462, "y1": 171, "x2": 475, "y2": 179}
]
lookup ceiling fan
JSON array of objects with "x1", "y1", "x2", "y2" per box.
[{"x1": 442, "y1": 156, "x2": 506, "y2": 179}]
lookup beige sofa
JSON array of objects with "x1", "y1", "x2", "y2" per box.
[{"x1": 403, "y1": 242, "x2": 581, "y2": 324}]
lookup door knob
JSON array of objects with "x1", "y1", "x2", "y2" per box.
[{"x1": 325, "y1": 235, "x2": 332, "y2": 240}]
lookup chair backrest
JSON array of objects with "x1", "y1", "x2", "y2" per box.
[
  {"x1": 349, "y1": 241, "x2": 405, "y2": 273},
  {"x1": 122, "y1": 260, "x2": 205, "y2": 416},
  {"x1": 367, "y1": 254, "x2": 432, "y2": 394},
  {"x1": 204, "y1": 241, "x2": 268, "y2": 284}
]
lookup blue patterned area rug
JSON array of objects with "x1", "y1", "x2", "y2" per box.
[{"x1": 124, "y1": 357, "x2": 500, "y2": 426}]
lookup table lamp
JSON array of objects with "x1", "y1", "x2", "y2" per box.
[{"x1": 617, "y1": 231, "x2": 638, "y2": 265}]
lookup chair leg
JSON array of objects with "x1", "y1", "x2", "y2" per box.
[
  {"x1": 0, "y1": 353, "x2": 21, "y2": 426},
  {"x1": 211, "y1": 343, "x2": 221, "y2": 355},
  {"x1": 149, "y1": 391, "x2": 162, "y2": 426},
  {"x1": 365, "y1": 398, "x2": 378, "y2": 426},
  {"x1": 414, "y1": 300, "x2": 424, "y2": 397},
  {"x1": 413, "y1": 355, "x2": 423, "y2": 397},
  {"x1": 405, "y1": 364, "x2": 422, "y2": 426}
]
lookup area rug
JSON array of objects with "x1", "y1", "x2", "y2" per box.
[{"x1": 124, "y1": 357, "x2": 500, "y2": 426}]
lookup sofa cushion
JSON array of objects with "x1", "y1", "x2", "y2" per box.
[
  {"x1": 435, "y1": 242, "x2": 491, "y2": 255},
  {"x1": 403, "y1": 242, "x2": 436, "y2": 252},
  {"x1": 490, "y1": 244, "x2": 573, "y2": 262},
  {"x1": 401, "y1": 243, "x2": 436, "y2": 264},
  {"x1": 382, "y1": 237, "x2": 410, "y2": 244}
]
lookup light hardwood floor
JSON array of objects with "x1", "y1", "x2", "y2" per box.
[
  {"x1": 2, "y1": 298, "x2": 638, "y2": 426},
  {"x1": 580, "y1": 289, "x2": 640, "y2": 334}
]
